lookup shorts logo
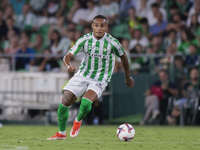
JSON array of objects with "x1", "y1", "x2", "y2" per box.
[
  {"x1": 86, "y1": 52, "x2": 109, "y2": 59},
  {"x1": 96, "y1": 83, "x2": 103, "y2": 90}
]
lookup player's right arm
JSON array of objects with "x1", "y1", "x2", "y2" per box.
[
  {"x1": 63, "y1": 35, "x2": 87, "y2": 72},
  {"x1": 63, "y1": 52, "x2": 75, "y2": 72}
]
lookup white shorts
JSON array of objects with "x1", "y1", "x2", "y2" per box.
[{"x1": 63, "y1": 74, "x2": 107, "y2": 99}]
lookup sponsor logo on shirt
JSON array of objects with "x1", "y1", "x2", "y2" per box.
[{"x1": 86, "y1": 52, "x2": 109, "y2": 59}]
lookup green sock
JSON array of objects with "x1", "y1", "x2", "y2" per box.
[
  {"x1": 77, "y1": 97, "x2": 92, "y2": 121},
  {"x1": 57, "y1": 103, "x2": 69, "y2": 131}
]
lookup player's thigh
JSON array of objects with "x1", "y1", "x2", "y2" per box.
[
  {"x1": 63, "y1": 75, "x2": 87, "y2": 99},
  {"x1": 62, "y1": 75, "x2": 87, "y2": 106},
  {"x1": 84, "y1": 81, "x2": 107, "y2": 102}
]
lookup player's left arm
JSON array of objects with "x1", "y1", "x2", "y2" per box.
[{"x1": 120, "y1": 53, "x2": 134, "y2": 88}]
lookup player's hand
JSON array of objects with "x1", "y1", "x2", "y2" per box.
[
  {"x1": 67, "y1": 65, "x2": 75, "y2": 72},
  {"x1": 125, "y1": 76, "x2": 134, "y2": 88}
]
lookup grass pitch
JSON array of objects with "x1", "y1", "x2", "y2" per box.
[{"x1": 0, "y1": 125, "x2": 199, "y2": 150}]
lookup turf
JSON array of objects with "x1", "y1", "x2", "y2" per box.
[{"x1": 0, "y1": 125, "x2": 199, "y2": 150}]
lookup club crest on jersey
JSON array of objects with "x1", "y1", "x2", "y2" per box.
[{"x1": 88, "y1": 46, "x2": 92, "y2": 49}]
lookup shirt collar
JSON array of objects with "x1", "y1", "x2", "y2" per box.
[{"x1": 92, "y1": 32, "x2": 107, "y2": 42}]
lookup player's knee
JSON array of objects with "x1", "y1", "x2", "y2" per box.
[{"x1": 61, "y1": 99, "x2": 71, "y2": 107}]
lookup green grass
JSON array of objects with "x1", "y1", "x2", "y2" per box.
[{"x1": 0, "y1": 125, "x2": 200, "y2": 150}]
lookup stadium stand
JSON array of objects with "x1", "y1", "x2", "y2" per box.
[{"x1": 0, "y1": 0, "x2": 200, "y2": 125}]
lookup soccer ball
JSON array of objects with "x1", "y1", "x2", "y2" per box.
[{"x1": 116, "y1": 123, "x2": 135, "y2": 141}]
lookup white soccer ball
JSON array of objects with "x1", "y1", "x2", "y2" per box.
[{"x1": 116, "y1": 123, "x2": 135, "y2": 141}]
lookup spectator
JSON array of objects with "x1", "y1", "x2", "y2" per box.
[
  {"x1": 174, "y1": 56, "x2": 188, "y2": 96},
  {"x1": 48, "y1": 16, "x2": 67, "y2": 37},
  {"x1": 0, "y1": 10, "x2": 7, "y2": 41},
  {"x1": 166, "y1": 13, "x2": 185, "y2": 32},
  {"x1": 1, "y1": 30, "x2": 16, "y2": 50},
  {"x1": 188, "y1": 14, "x2": 200, "y2": 36},
  {"x1": 79, "y1": 0, "x2": 99, "y2": 27},
  {"x1": 119, "y1": 0, "x2": 135, "y2": 19},
  {"x1": 15, "y1": 4, "x2": 37, "y2": 31},
  {"x1": 71, "y1": 0, "x2": 99, "y2": 26},
  {"x1": 29, "y1": 0, "x2": 47, "y2": 16},
  {"x1": 3, "y1": 5, "x2": 15, "y2": 20},
  {"x1": 127, "y1": 7, "x2": 141, "y2": 38},
  {"x1": 5, "y1": 17, "x2": 20, "y2": 36},
  {"x1": 55, "y1": 0, "x2": 70, "y2": 19},
  {"x1": 185, "y1": 44, "x2": 199, "y2": 66},
  {"x1": 15, "y1": 39, "x2": 35, "y2": 71},
  {"x1": 9, "y1": 0, "x2": 26, "y2": 15},
  {"x1": 83, "y1": 26, "x2": 92, "y2": 34},
  {"x1": 74, "y1": 30, "x2": 83, "y2": 41},
  {"x1": 187, "y1": 1, "x2": 200, "y2": 24},
  {"x1": 146, "y1": 3, "x2": 167, "y2": 26},
  {"x1": 30, "y1": 34, "x2": 46, "y2": 54},
  {"x1": 129, "y1": 44, "x2": 147, "y2": 74},
  {"x1": 178, "y1": 28, "x2": 198, "y2": 55},
  {"x1": 99, "y1": 0, "x2": 119, "y2": 25},
  {"x1": 4, "y1": 36, "x2": 19, "y2": 54},
  {"x1": 168, "y1": 4, "x2": 187, "y2": 21},
  {"x1": 129, "y1": 29, "x2": 149, "y2": 50},
  {"x1": 150, "y1": 35, "x2": 164, "y2": 54},
  {"x1": 67, "y1": 0, "x2": 82, "y2": 23},
  {"x1": 163, "y1": 29, "x2": 181, "y2": 49},
  {"x1": 135, "y1": 0, "x2": 148, "y2": 18},
  {"x1": 176, "y1": 0, "x2": 193, "y2": 18},
  {"x1": 149, "y1": 11, "x2": 168, "y2": 36},
  {"x1": 49, "y1": 29, "x2": 70, "y2": 54},
  {"x1": 159, "y1": 46, "x2": 177, "y2": 70},
  {"x1": 44, "y1": 0, "x2": 60, "y2": 17},
  {"x1": 140, "y1": 18, "x2": 149, "y2": 37},
  {"x1": 167, "y1": 67, "x2": 200, "y2": 125},
  {"x1": 140, "y1": 69, "x2": 178, "y2": 125},
  {"x1": 36, "y1": 49, "x2": 60, "y2": 72}
]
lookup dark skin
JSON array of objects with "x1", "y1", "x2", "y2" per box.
[{"x1": 61, "y1": 18, "x2": 134, "y2": 106}]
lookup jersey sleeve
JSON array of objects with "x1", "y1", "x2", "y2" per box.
[
  {"x1": 112, "y1": 39, "x2": 125, "y2": 57},
  {"x1": 69, "y1": 36, "x2": 87, "y2": 56}
]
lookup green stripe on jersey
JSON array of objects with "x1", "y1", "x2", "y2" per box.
[
  {"x1": 80, "y1": 62, "x2": 85, "y2": 73},
  {"x1": 90, "y1": 41, "x2": 100, "y2": 79},
  {"x1": 83, "y1": 38, "x2": 93, "y2": 77},
  {"x1": 73, "y1": 40, "x2": 87, "y2": 55},
  {"x1": 98, "y1": 39, "x2": 108, "y2": 81}
]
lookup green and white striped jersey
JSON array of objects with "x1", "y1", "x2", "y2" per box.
[{"x1": 69, "y1": 32, "x2": 124, "y2": 83}]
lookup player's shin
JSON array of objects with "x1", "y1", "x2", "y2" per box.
[
  {"x1": 57, "y1": 103, "x2": 69, "y2": 134},
  {"x1": 77, "y1": 97, "x2": 92, "y2": 121}
]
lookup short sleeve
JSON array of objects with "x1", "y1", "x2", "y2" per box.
[
  {"x1": 69, "y1": 36, "x2": 87, "y2": 56},
  {"x1": 111, "y1": 39, "x2": 125, "y2": 57}
]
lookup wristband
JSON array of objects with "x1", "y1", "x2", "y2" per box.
[{"x1": 67, "y1": 65, "x2": 70, "y2": 69}]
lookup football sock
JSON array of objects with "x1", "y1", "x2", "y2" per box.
[
  {"x1": 57, "y1": 103, "x2": 69, "y2": 132},
  {"x1": 77, "y1": 97, "x2": 92, "y2": 121},
  {"x1": 59, "y1": 131, "x2": 66, "y2": 135}
]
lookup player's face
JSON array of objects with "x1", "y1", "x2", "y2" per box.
[{"x1": 92, "y1": 18, "x2": 108, "y2": 40}]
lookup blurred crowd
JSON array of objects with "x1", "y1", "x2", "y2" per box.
[
  {"x1": 0, "y1": 0, "x2": 200, "y2": 74},
  {"x1": 0, "y1": 0, "x2": 200, "y2": 125}
]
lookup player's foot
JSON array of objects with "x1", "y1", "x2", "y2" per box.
[
  {"x1": 47, "y1": 132, "x2": 66, "y2": 140},
  {"x1": 70, "y1": 119, "x2": 82, "y2": 137}
]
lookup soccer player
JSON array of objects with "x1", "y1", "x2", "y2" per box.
[{"x1": 47, "y1": 15, "x2": 134, "y2": 140}]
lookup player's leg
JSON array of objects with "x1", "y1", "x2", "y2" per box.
[
  {"x1": 47, "y1": 90, "x2": 77, "y2": 140},
  {"x1": 58, "y1": 91, "x2": 77, "y2": 133},
  {"x1": 70, "y1": 90, "x2": 98, "y2": 137}
]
